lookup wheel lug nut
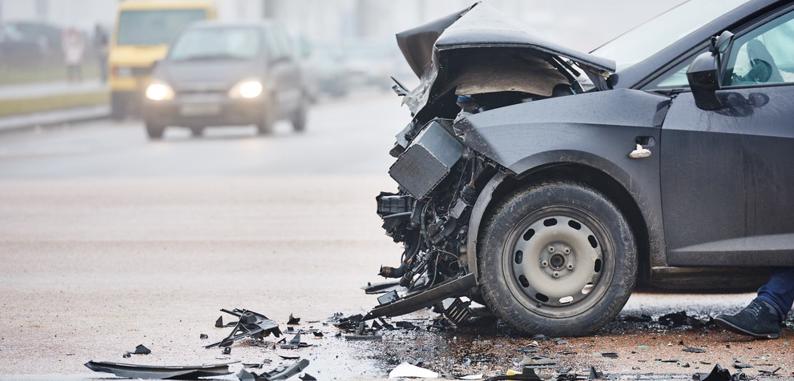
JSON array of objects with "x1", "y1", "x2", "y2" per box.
[
  {"x1": 564, "y1": 248, "x2": 571, "y2": 254},
  {"x1": 553, "y1": 272, "x2": 560, "y2": 278},
  {"x1": 548, "y1": 247, "x2": 555, "y2": 253},
  {"x1": 567, "y1": 264, "x2": 574, "y2": 270},
  {"x1": 541, "y1": 260, "x2": 548, "y2": 267}
]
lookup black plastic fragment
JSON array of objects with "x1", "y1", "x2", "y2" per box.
[
  {"x1": 206, "y1": 308, "x2": 281, "y2": 348},
  {"x1": 394, "y1": 321, "x2": 419, "y2": 330},
  {"x1": 133, "y1": 344, "x2": 151, "y2": 355},
  {"x1": 287, "y1": 314, "x2": 301, "y2": 325},
  {"x1": 377, "y1": 290, "x2": 400, "y2": 305},
  {"x1": 222, "y1": 346, "x2": 232, "y2": 355},
  {"x1": 280, "y1": 333, "x2": 310, "y2": 349},
  {"x1": 238, "y1": 359, "x2": 310, "y2": 381},
  {"x1": 484, "y1": 367, "x2": 541, "y2": 380},
  {"x1": 601, "y1": 352, "x2": 618, "y2": 359},
  {"x1": 299, "y1": 373, "x2": 318, "y2": 381},
  {"x1": 588, "y1": 366, "x2": 604, "y2": 380},
  {"x1": 683, "y1": 346, "x2": 706, "y2": 353},
  {"x1": 200, "y1": 333, "x2": 208, "y2": 340},
  {"x1": 85, "y1": 360, "x2": 235, "y2": 379},
  {"x1": 332, "y1": 314, "x2": 363, "y2": 331},
  {"x1": 695, "y1": 364, "x2": 732, "y2": 381}
]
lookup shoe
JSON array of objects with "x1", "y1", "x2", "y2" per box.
[{"x1": 715, "y1": 299, "x2": 781, "y2": 339}]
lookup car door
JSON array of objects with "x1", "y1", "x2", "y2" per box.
[{"x1": 659, "y1": 5, "x2": 794, "y2": 267}]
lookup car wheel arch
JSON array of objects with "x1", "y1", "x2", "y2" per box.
[{"x1": 466, "y1": 157, "x2": 655, "y2": 288}]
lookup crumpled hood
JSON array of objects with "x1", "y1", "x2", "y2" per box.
[
  {"x1": 396, "y1": 2, "x2": 615, "y2": 79},
  {"x1": 394, "y1": 2, "x2": 616, "y2": 116}
]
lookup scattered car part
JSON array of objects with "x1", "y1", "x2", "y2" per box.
[
  {"x1": 222, "y1": 346, "x2": 232, "y2": 355},
  {"x1": 299, "y1": 374, "x2": 317, "y2": 381},
  {"x1": 200, "y1": 333, "x2": 208, "y2": 340},
  {"x1": 694, "y1": 364, "x2": 732, "y2": 381},
  {"x1": 683, "y1": 346, "x2": 706, "y2": 353},
  {"x1": 133, "y1": 344, "x2": 151, "y2": 355},
  {"x1": 365, "y1": 275, "x2": 476, "y2": 320},
  {"x1": 588, "y1": 367, "x2": 604, "y2": 380},
  {"x1": 85, "y1": 360, "x2": 235, "y2": 379},
  {"x1": 238, "y1": 359, "x2": 310, "y2": 381},
  {"x1": 363, "y1": 280, "x2": 403, "y2": 294},
  {"x1": 389, "y1": 362, "x2": 440, "y2": 379},
  {"x1": 278, "y1": 353, "x2": 300, "y2": 360},
  {"x1": 216, "y1": 315, "x2": 237, "y2": 328},
  {"x1": 287, "y1": 314, "x2": 301, "y2": 325},
  {"x1": 441, "y1": 298, "x2": 473, "y2": 326},
  {"x1": 378, "y1": 290, "x2": 400, "y2": 305},
  {"x1": 485, "y1": 367, "x2": 541, "y2": 381},
  {"x1": 280, "y1": 333, "x2": 310, "y2": 349},
  {"x1": 601, "y1": 352, "x2": 619, "y2": 359},
  {"x1": 206, "y1": 308, "x2": 281, "y2": 348}
]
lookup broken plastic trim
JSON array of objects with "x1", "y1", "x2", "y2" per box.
[
  {"x1": 238, "y1": 359, "x2": 310, "y2": 381},
  {"x1": 206, "y1": 308, "x2": 281, "y2": 348},
  {"x1": 365, "y1": 273, "x2": 476, "y2": 320},
  {"x1": 84, "y1": 360, "x2": 236, "y2": 379}
]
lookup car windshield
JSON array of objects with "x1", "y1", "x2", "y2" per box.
[
  {"x1": 592, "y1": 0, "x2": 748, "y2": 70},
  {"x1": 117, "y1": 9, "x2": 206, "y2": 46},
  {"x1": 169, "y1": 27, "x2": 261, "y2": 61}
]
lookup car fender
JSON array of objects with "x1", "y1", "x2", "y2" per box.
[{"x1": 460, "y1": 89, "x2": 671, "y2": 282}]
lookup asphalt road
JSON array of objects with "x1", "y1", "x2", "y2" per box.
[{"x1": 0, "y1": 93, "x2": 790, "y2": 380}]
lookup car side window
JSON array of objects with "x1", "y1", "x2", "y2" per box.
[
  {"x1": 645, "y1": 53, "x2": 702, "y2": 89},
  {"x1": 723, "y1": 10, "x2": 794, "y2": 87},
  {"x1": 264, "y1": 28, "x2": 283, "y2": 60}
]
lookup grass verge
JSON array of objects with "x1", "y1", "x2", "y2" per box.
[{"x1": 0, "y1": 91, "x2": 108, "y2": 118}]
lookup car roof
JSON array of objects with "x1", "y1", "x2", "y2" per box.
[
  {"x1": 615, "y1": 0, "x2": 782, "y2": 89},
  {"x1": 119, "y1": 0, "x2": 214, "y2": 11}
]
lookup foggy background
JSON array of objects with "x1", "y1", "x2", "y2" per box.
[{"x1": 0, "y1": 0, "x2": 681, "y2": 56}]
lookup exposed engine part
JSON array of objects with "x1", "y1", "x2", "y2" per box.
[{"x1": 388, "y1": 119, "x2": 463, "y2": 200}]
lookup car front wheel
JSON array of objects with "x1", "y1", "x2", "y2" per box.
[
  {"x1": 145, "y1": 122, "x2": 165, "y2": 140},
  {"x1": 478, "y1": 181, "x2": 636, "y2": 336}
]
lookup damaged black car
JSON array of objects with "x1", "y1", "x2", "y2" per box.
[{"x1": 370, "y1": 0, "x2": 794, "y2": 336}]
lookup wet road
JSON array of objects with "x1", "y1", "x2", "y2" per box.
[{"x1": 0, "y1": 93, "x2": 790, "y2": 380}]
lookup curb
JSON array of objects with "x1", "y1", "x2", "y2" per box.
[{"x1": 0, "y1": 106, "x2": 110, "y2": 133}]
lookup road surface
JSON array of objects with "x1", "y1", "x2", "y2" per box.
[{"x1": 0, "y1": 93, "x2": 790, "y2": 380}]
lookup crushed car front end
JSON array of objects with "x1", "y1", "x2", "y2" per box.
[{"x1": 366, "y1": 2, "x2": 619, "y2": 325}]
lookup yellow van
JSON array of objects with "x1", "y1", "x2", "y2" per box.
[{"x1": 109, "y1": 0, "x2": 216, "y2": 119}]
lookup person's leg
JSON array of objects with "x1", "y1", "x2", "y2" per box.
[
  {"x1": 757, "y1": 267, "x2": 794, "y2": 320},
  {"x1": 715, "y1": 268, "x2": 794, "y2": 339}
]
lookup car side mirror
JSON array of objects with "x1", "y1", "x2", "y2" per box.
[{"x1": 686, "y1": 30, "x2": 734, "y2": 110}]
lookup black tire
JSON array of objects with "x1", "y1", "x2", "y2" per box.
[
  {"x1": 256, "y1": 97, "x2": 276, "y2": 135},
  {"x1": 111, "y1": 92, "x2": 128, "y2": 121},
  {"x1": 478, "y1": 181, "x2": 636, "y2": 337},
  {"x1": 190, "y1": 126, "x2": 204, "y2": 137},
  {"x1": 290, "y1": 98, "x2": 308, "y2": 133},
  {"x1": 145, "y1": 122, "x2": 165, "y2": 140}
]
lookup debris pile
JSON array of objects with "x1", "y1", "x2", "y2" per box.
[{"x1": 85, "y1": 307, "x2": 314, "y2": 380}]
